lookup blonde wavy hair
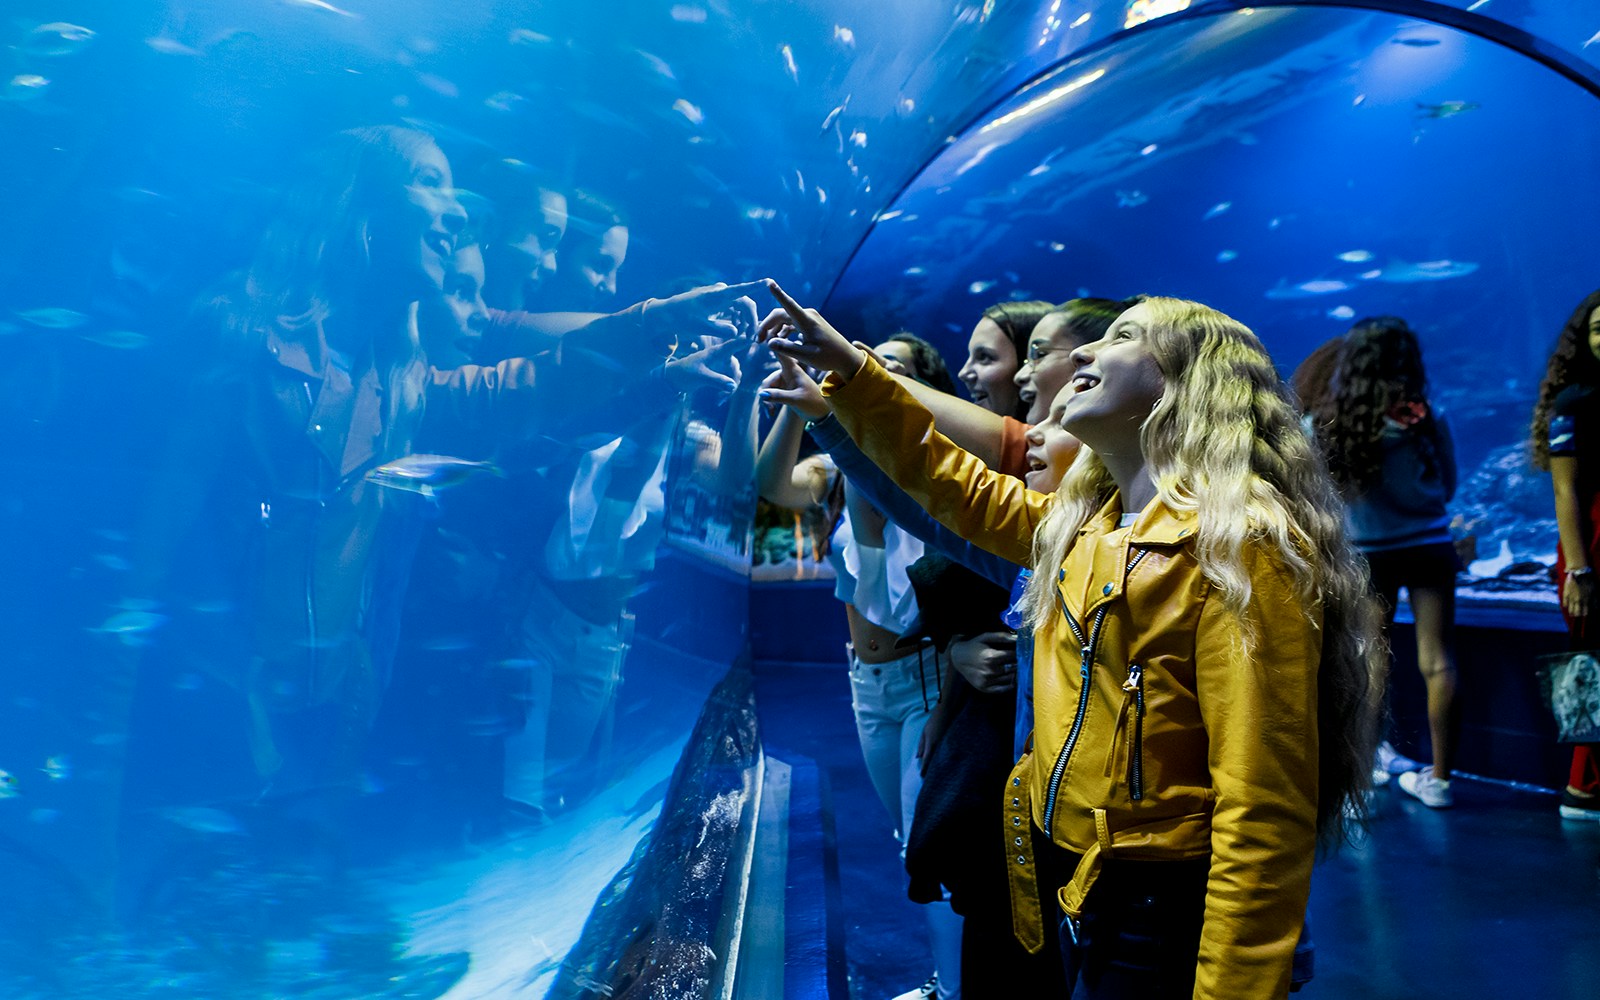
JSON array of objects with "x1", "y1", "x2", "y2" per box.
[{"x1": 1020, "y1": 297, "x2": 1387, "y2": 846}]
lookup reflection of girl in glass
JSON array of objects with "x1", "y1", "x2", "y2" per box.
[
  {"x1": 1530, "y1": 288, "x2": 1600, "y2": 823},
  {"x1": 764, "y1": 286, "x2": 1383, "y2": 999},
  {"x1": 137, "y1": 126, "x2": 523, "y2": 798},
  {"x1": 1311, "y1": 317, "x2": 1460, "y2": 808}
]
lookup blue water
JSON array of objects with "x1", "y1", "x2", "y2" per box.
[{"x1": 1, "y1": 2, "x2": 1597, "y2": 997}]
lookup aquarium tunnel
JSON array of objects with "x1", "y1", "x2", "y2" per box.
[{"x1": 1, "y1": 1, "x2": 1598, "y2": 997}]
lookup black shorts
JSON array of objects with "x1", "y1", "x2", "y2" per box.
[{"x1": 1364, "y1": 540, "x2": 1464, "y2": 598}]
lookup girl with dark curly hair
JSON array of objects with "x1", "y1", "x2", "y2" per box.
[
  {"x1": 1310, "y1": 317, "x2": 1460, "y2": 808},
  {"x1": 1529, "y1": 288, "x2": 1600, "y2": 823}
]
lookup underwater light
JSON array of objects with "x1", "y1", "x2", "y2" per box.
[
  {"x1": 980, "y1": 68, "x2": 1107, "y2": 132},
  {"x1": 1125, "y1": 0, "x2": 1191, "y2": 30}
]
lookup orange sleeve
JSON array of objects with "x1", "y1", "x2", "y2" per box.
[{"x1": 997, "y1": 416, "x2": 1031, "y2": 480}]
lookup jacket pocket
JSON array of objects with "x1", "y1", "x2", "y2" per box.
[{"x1": 1122, "y1": 663, "x2": 1147, "y2": 802}]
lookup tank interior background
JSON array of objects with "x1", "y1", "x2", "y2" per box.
[{"x1": 0, "y1": 2, "x2": 1596, "y2": 998}]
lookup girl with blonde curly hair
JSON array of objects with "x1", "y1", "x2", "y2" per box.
[{"x1": 762, "y1": 285, "x2": 1384, "y2": 999}]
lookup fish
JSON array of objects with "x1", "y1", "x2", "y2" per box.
[
  {"x1": 158, "y1": 806, "x2": 245, "y2": 835},
  {"x1": 672, "y1": 98, "x2": 704, "y2": 125},
  {"x1": 1336, "y1": 249, "x2": 1374, "y2": 263},
  {"x1": 80, "y1": 330, "x2": 150, "y2": 349},
  {"x1": 1116, "y1": 189, "x2": 1148, "y2": 208},
  {"x1": 670, "y1": 5, "x2": 708, "y2": 23},
  {"x1": 283, "y1": 0, "x2": 358, "y2": 17},
  {"x1": 1392, "y1": 37, "x2": 1441, "y2": 47},
  {"x1": 849, "y1": 129, "x2": 867, "y2": 148},
  {"x1": 779, "y1": 44, "x2": 799, "y2": 83},
  {"x1": 1327, "y1": 305, "x2": 1356, "y2": 321},
  {"x1": 969, "y1": 280, "x2": 996, "y2": 295},
  {"x1": 0, "y1": 770, "x2": 18, "y2": 799},
  {"x1": 41, "y1": 756, "x2": 69, "y2": 782},
  {"x1": 508, "y1": 28, "x2": 551, "y2": 46},
  {"x1": 1416, "y1": 100, "x2": 1480, "y2": 119},
  {"x1": 5, "y1": 75, "x2": 50, "y2": 102},
  {"x1": 903, "y1": 266, "x2": 926, "y2": 276},
  {"x1": 145, "y1": 36, "x2": 201, "y2": 57},
  {"x1": 1216, "y1": 250, "x2": 1238, "y2": 263},
  {"x1": 484, "y1": 91, "x2": 525, "y2": 113},
  {"x1": 1202, "y1": 201, "x2": 1232, "y2": 220},
  {"x1": 25, "y1": 22, "x2": 95, "y2": 57},
  {"x1": 1586, "y1": 30, "x2": 1600, "y2": 50},
  {"x1": 92, "y1": 610, "x2": 167, "y2": 637},
  {"x1": 819, "y1": 97, "x2": 849, "y2": 133},
  {"x1": 15, "y1": 306, "x2": 87, "y2": 329},
  {"x1": 94, "y1": 553, "x2": 131, "y2": 572},
  {"x1": 834, "y1": 26, "x2": 855, "y2": 48},
  {"x1": 1265, "y1": 279, "x2": 1354, "y2": 300},
  {"x1": 1371, "y1": 258, "x2": 1478, "y2": 282},
  {"x1": 1047, "y1": 242, "x2": 1066, "y2": 253},
  {"x1": 636, "y1": 50, "x2": 677, "y2": 81},
  {"x1": 365, "y1": 454, "x2": 501, "y2": 497}
]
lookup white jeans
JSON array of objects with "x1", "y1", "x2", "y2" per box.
[{"x1": 848, "y1": 644, "x2": 963, "y2": 999}]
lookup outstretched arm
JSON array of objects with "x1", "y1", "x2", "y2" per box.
[{"x1": 762, "y1": 281, "x2": 1047, "y2": 565}]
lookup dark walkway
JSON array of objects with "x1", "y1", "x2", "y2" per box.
[{"x1": 753, "y1": 657, "x2": 1600, "y2": 1000}]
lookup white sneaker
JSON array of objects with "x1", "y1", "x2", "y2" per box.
[
  {"x1": 1375, "y1": 740, "x2": 1421, "y2": 777},
  {"x1": 1398, "y1": 768, "x2": 1453, "y2": 808},
  {"x1": 889, "y1": 975, "x2": 938, "y2": 1000}
]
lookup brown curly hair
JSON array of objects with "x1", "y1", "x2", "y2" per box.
[
  {"x1": 1312, "y1": 317, "x2": 1442, "y2": 498},
  {"x1": 1530, "y1": 289, "x2": 1600, "y2": 470}
]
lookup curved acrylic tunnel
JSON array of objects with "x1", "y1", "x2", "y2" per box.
[{"x1": 0, "y1": 2, "x2": 1596, "y2": 997}]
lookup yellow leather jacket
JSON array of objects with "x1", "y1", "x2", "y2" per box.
[{"x1": 824, "y1": 357, "x2": 1320, "y2": 999}]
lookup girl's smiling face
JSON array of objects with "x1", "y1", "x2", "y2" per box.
[
  {"x1": 1059, "y1": 303, "x2": 1166, "y2": 453},
  {"x1": 1022, "y1": 388, "x2": 1082, "y2": 491},
  {"x1": 957, "y1": 317, "x2": 1021, "y2": 415}
]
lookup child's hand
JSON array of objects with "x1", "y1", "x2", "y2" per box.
[
  {"x1": 759, "y1": 353, "x2": 829, "y2": 421},
  {"x1": 760, "y1": 280, "x2": 867, "y2": 379}
]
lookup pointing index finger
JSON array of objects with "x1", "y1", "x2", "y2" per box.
[{"x1": 765, "y1": 280, "x2": 811, "y2": 327}]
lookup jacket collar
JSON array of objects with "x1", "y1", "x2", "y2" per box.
[{"x1": 1077, "y1": 492, "x2": 1197, "y2": 546}]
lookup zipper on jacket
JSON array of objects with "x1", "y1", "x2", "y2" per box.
[
  {"x1": 1042, "y1": 548, "x2": 1147, "y2": 834},
  {"x1": 1123, "y1": 663, "x2": 1146, "y2": 801}
]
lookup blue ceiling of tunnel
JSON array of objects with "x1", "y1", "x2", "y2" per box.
[
  {"x1": 0, "y1": 0, "x2": 1139, "y2": 309},
  {"x1": 827, "y1": 4, "x2": 1600, "y2": 404},
  {"x1": 0, "y1": 1, "x2": 1593, "y2": 324}
]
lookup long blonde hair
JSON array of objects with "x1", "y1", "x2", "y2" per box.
[{"x1": 1021, "y1": 296, "x2": 1386, "y2": 847}]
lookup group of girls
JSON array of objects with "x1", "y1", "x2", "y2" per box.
[{"x1": 756, "y1": 283, "x2": 1386, "y2": 999}]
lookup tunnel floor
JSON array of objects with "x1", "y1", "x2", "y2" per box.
[{"x1": 753, "y1": 659, "x2": 1600, "y2": 1000}]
